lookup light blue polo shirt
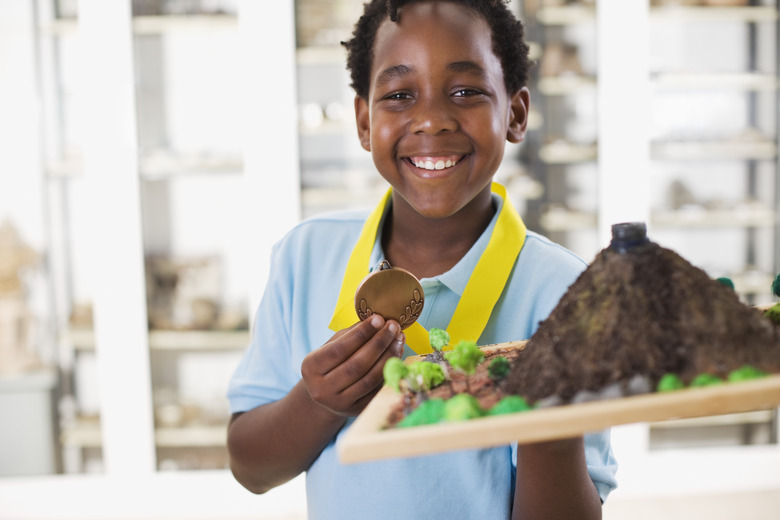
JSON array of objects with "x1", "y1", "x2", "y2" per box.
[{"x1": 228, "y1": 195, "x2": 618, "y2": 519}]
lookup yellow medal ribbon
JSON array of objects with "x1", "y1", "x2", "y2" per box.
[{"x1": 328, "y1": 182, "x2": 526, "y2": 354}]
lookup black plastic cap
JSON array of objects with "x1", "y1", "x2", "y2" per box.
[{"x1": 609, "y1": 222, "x2": 649, "y2": 253}]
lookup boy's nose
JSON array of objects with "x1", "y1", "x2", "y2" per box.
[{"x1": 408, "y1": 97, "x2": 458, "y2": 135}]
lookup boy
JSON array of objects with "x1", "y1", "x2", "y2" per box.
[{"x1": 227, "y1": 1, "x2": 617, "y2": 518}]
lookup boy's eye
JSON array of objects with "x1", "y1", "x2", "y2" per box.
[
  {"x1": 384, "y1": 91, "x2": 412, "y2": 101},
  {"x1": 452, "y1": 88, "x2": 482, "y2": 97}
]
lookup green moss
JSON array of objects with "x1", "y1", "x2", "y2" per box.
[
  {"x1": 444, "y1": 340, "x2": 485, "y2": 375},
  {"x1": 657, "y1": 373, "x2": 685, "y2": 392},
  {"x1": 488, "y1": 356, "x2": 511, "y2": 381},
  {"x1": 487, "y1": 395, "x2": 533, "y2": 416},
  {"x1": 429, "y1": 328, "x2": 450, "y2": 352},
  {"x1": 383, "y1": 357, "x2": 408, "y2": 393},
  {"x1": 715, "y1": 277, "x2": 735, "y2": 290},
  {"x1": 689, "y1": 373, "x2": 723, "y2": 388},
  {"x1": 398, "y1": 398, "x2": 445, "y2": 428},
  {"x1": 443, "y1": 394, "x2": 484, "y2": 422},
  {"x1": 764, "y1": 303, "x2": 780, "y2": 325},
  {"x1": 407, "y1": 361, "x2": 446, "y2": 391},
  {"x1": 728, "y1": 365, "x2": 769, "y2": 382}
]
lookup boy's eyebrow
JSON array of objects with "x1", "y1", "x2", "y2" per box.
[
  {"x1": 374, "y1": 61, "x2": 487, "y2": 89},
  {"x1": 447, "y1": 61, "x2": 487, "y2": 78},
  {"x1": 375, "y1": 64, "x2": 414, "y2": 89}
]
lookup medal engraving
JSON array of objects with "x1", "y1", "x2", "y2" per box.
[{"x1": 355, "y1": 262, "x2": 424, "y2": 329}]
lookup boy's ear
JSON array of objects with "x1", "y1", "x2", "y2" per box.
[
  {"x1": 506, "y1": 87, "x2": 531, "y2": 144},
  {"x1": 354, "y1": 95, "x2": 371, "y2": 151}
]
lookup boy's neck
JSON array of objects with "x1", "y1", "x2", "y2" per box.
[{"x1": 381, "y1": 189, "x2": 496, "y2": 280}]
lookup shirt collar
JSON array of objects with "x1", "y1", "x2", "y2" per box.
[{"x1": 369, "y1": 193, "x2": 502, "y2": 297}]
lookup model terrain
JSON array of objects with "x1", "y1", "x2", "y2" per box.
[{"x1": 384, "y1": 223, "x2": 780, "y2": 429}]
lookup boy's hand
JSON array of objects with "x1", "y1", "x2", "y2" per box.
[{"x1": 301, "y1": 314, "x2": 405, "y2": 417}]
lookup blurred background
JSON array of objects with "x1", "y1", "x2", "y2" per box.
[{"x1": 0, "y1": 0, "x2": 779, "y2": 518}]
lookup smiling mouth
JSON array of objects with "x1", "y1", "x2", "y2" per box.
[{"x1": 406, "y1": 155, "x2": 465, "y2": 171}]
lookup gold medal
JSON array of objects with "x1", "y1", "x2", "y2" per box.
[{"x1": 354, "y1": 260, "x2": 424, "y2": 329}]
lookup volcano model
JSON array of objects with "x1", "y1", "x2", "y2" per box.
[{"x1": 504, "y1": 222, "x2": 780, "y2": 404}]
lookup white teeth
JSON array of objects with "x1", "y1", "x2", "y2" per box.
[{"x1": 413, "y1": 158, "x2": 458, "y2": 170}]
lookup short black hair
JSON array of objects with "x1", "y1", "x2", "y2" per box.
[{"x1": 342, "y1": 0, "x2": 532, "y2": 100}]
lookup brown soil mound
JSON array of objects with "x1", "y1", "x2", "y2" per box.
[{"x1": 504, "y1": 223, "x2": 780, "y2": 404}]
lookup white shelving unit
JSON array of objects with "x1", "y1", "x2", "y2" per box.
[
  {"x1": 16, "y1": 0, "x2": 300, "y2": 479},
  {"x1": 1, "y1": 0, "x2": 780, "y2": 517},
  {"x1": 524, "y1": 0, "x2": 604, "y2": 260},
  {"x1": 647, "y1": 0, "x2": 779, "y2": 304},
  {"x1": 610, "y1": 0, "x2": 780, "y2": 502}
]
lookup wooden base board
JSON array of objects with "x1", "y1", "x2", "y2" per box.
[{"x1": 338, "y1": 340, "x2": 780, "y2": 464}]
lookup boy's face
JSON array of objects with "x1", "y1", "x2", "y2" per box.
[{"x1": 355, "y1": 0, "x2": 529, "y2": 220}]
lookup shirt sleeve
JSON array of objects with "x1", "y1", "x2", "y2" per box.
[
  {"x1": 226, "y1": 211, "x2": 366, "y2": 414},
  {"x1": 227, "y1": 237, "x2": 298, "y2": 413},
  {"x1": 509, "y1": 429, "x2": 618, "y2": 504},
  {"x1": 584, "y1": 429, "x2": 619, "y2": 502}
]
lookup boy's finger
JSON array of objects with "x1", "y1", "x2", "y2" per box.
[
  {"x1": 347, "y1": 325, "x2": 404, "y2": 373},
  {"x1": 333, "y1": 327, "x2": 404, "y2": 394},
  {"x1": 314, "y1": 315, "x2": 388, "y2": 373},
  {"x1": 341, "y1": 338, "x2": 404, "y2": 410}
]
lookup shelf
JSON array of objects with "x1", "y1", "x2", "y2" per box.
[
  {"x1": 301, "y1": 185, "x2": 388, "y2": 209},
  {"x1": 652, "y1": 140, "x2": 778, "y2": 161},
  {"x1": 729, "y1": 271, "x2": 776, "y2": 296},
  {"x1": 650, "y1": 409, "x2": 774, "y2": 430},
  {"x1": 650, "y1": 5, "x2": 778, "y2": 23},
  {"x1": 0, "y1": 368, "x2": 57, "y2": 392},
  {"x1": 132, "y1": 14, "x2": 237, "y2": 34},
  {"x1": 527, "y1": 109, "x2": 544, "y2": 131},
  {"x1": 65, "y1": 329, "x2": 249, "y2": 352},
  {"x1": 539, "y1": 141, "x2": 598, "y2": 164},
  {"x1": 540, "y1": 208, "x2": 598, "y2": 232},
  {"x1": 61, "y1": 420, "x2": 227, "y2": 448},
  {"x1": 155, "y1": 426, "x2": 227, "y2": 448},
  {"x1": 45, "y1": 156, "x2": 83, "y2": 178},
  {"x1": 537, "y1": 75, "x2": 597, "y2": 96},
  {"x1": 527, "y1": 41, "x2": 543, "y2": 63},
  {"x1": 297, "y1": 45, "x2": 347, "y2": 65},
  {"x1": 60, "y1": 419, "x2": 101, "y2": 449},
  {"x1": 39, "y1": 14, "x2": 238, "y2": 36},
  {"x1": 148, "y1": 330, "x2": 249, "y2": 351},
  {"x1": 45, "y1": 152, "x2": 243, "y2": 179},
  {"x1": 139, "y1": 151, "x2": 243, "y2": 178},
  {"x1": 536, "y1": 5, "x2": 596, "y2": 25},
  {"x1": 299, "y1": 119, "x2": 354, "y2": 136},
  {"x1": 651, "y1": 206, "x2": 776, "y2": 228},
  {"x1": 652, "y1": 72, "x2": 779, "y2": 92}
]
